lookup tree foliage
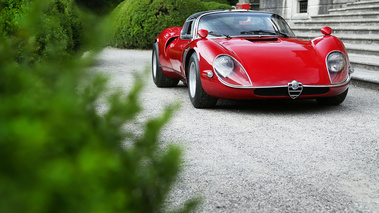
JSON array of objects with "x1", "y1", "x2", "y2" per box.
[
  {"x1": 109, "y1": 0, "x2": 232, "y2": 49},
  {"x1": 1, "y1": 0, "x2": 88, "y2": 63},
  {"x1": 0, "y1": 0, "x2": 198, "y2": 212},
  {"x1": 0, "y1": 0, "x2": 29, "y2": 37},
  {"x1": 74, "y1": 0, "x2": 124, "y2": 15}
]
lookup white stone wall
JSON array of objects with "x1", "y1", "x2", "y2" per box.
[{"x1": 239, "y1": 0, "x2": 360, "y2": 19}]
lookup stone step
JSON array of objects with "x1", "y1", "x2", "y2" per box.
[
  {"x1": 295, "y1": 33, "x2": 379, "y2": 45},
  {"x1": 347, "y1": 0, "x2": 379, "y2": 7},
  {"x1": 329, "y1": 5, "x2": 379, "y2": 14},
  {"x1": 349, "y1": 53, "x2": 379, "y2": 71},
  {"x1": 351, "y1": 68, "x2": 379, "y2": 90},
  {"x1": 345, "y1": 43, "x2": 379, "y2": 57},
  {"x1": 310, "y1": 12, "x2": 379, "y2": 20},
  {"x1": 331, "y1": 35, "x2": 379, "y2": 45},
  {"x1": 293, "y1": 19, "x2": 379, "y2": 27},
  {"x1": 292, "y1": 26, "x2": 379, "y2": 35}
]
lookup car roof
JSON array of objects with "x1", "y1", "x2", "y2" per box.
[{"x1": 185, "y1": 10, "x2": 276, "y2": 21}]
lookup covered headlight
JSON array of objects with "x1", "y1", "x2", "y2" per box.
[
  {"x1": 213, "y1": 54, "x2": 252, "y2": 88},
  {"x1": 327, "y1": 51, "x2": 346, "y2": 73},
  {"x1": 326, "y1": 51, "x2": 349, "y2": 84},
  {"x1": 214, "y1": 55, "x2": 235, "y2": 78}
]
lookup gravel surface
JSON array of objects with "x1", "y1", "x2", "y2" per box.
[{"x1": 92, "y1": 47, "x2": 379, "y2": 212}]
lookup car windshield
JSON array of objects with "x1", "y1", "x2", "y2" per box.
[{"x1": 197, "y1": 12, "x2": 295, "y2": 38}]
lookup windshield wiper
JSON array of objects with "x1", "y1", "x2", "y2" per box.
[
  {"x1": 208, "y1": 31, "x2": 231, "y2": 39},
  {"x1": 208, "y1": 31, "x2": 222, "y2": 37}
]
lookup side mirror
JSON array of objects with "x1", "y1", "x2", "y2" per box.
[
  {"x1": 321, "y1": 26, "x2": 332, "y2": 35},
  {"x1": 198, "y1": 29, "x2": 208, "y2": 39}
]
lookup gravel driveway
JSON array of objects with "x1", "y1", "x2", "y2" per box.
[{"x1": 92, "y1": 47, "x2": 379, "y2": 212}]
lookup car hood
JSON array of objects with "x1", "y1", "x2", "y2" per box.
[{"x1": 213, "y1": 37, "x2": 330, "y2": 87}]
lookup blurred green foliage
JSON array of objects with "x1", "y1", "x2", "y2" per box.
[
  {"x1": 0, "y1": 0, "x2": 29, "y2": 37},
  {"x1": 109, "y1": 0, "x2": 232, "y2": 49},
  {"x1": 0, "y1": 0, "x2": 198, "y2": 212},
  {"x1": 1, "y1": 0, "x2": 88, "y2": 63}
]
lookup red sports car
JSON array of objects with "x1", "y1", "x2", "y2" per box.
[{"x1": 152, "y1": 10, "x2": 354, "y2": 108}]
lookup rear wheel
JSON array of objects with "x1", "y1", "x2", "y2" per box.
[
  {"x1": 152, "y1": 44, "x2": 179, "y2": 87},
  {"x1": 316, "y1": 89, "x2": 348, "y2": 105},
  {"x1": 187, "y1": 53, "x2": 218, "y2": 108}
]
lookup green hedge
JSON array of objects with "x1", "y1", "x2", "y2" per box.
[
  {"x1": 0, "y1": 0, "x2": 29, "y2": 37},
  {"x1": 74, "y1": 0, "x2": 124, "y2": 15},
  {"x1": 202, "y1": 0, "x2": 229, "y2": 4},
  {"x1": 204, "y1": 0, "x2": 239, "y2": 6},
  {"x1": 109, "y1": 0, "x2": 232, "y2": 49},
  {"x1": 0, "y1": 0, "x2": 199, "y2": 212},
  {"x1": 0, "y1": 0, "x2": 91, "y2": 63}
]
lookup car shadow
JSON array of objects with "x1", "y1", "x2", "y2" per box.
[
  {"x1": 213, "y1": 98, "x2": 347, "y2": 115},
  {"x1": 156, "y1": 83, "x2": 350, "y2": 115}
]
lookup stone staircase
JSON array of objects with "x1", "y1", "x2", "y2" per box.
[{"x1": 290, "y1": 0, "x2": 379, "y2": 90}]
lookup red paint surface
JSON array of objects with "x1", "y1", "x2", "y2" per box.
[{"x1": 155, "y1": 13, "x2": 350, "y2": 100}]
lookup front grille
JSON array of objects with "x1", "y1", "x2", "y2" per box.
[
  {"x1": 302, "y1": 87, "x2": 329, "y2": 95},
  {"x1": 254, "y1": 87, "x2": 329, "y2": 97},
  {"x1": 254, "y1": 87, "x2": 288, "y2": 96}
]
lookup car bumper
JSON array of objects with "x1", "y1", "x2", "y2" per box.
[{"x1": 202, "y1": 76, "x2": 350, "y2": 100}]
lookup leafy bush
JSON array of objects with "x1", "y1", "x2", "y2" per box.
[
  {"x1": 109, "y1": 0, "x2": 232, "y2": 49},
  {"x1": 74, "y1": 0, "x2": 124, "y2": 15},
  {"x1": 203, "y1": 1, "x2": 233, "y2": 10},
  {"x1": 202, "y1": 0, "x2": 229, "y2": 4},
  {"x1": 0, "y1": 0, "x2": 90, "y2": 63},
  {"x1": 203, "y1": 0, "x2": 239, "y2": 6},
  {"x1": 0, "y1": 0, "x2": 29, "y2": 37},
  {"x1": 30, "y1": 0, "x2": 83, "y2": 60},
  {"x1": 0, "y1": 0, "x2": 198, "y2": 212}
]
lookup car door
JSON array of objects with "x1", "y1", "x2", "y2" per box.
[{"x1": 167, "y1": 19, "x2": 194, "y2": 76}]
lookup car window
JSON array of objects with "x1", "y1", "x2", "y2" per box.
[
  {"x1": 181, "y1": 20, "x2": 194, "y2": 39},
  {"x1": 270, "y1": 14, "x2": 296, "y2": 37},
  {"x1": 197, "y1": 12, "x2": 295, "y2": 38}
]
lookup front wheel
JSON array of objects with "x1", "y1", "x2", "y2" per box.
[
  {"x1": 152, "y1": 44, "x2": 179, "y2": 87},
  {"x1": 316, "y1": 89, "x2": 348, "y2": 105},
  {"x1": 187, "y1": 53, "x2": 218, "y2": 108}
]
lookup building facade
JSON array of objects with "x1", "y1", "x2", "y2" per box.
[{"x1": 238, "y1": 0, "x2": 359, "y2": 20}]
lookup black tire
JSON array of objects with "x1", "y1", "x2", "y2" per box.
[
  {"x1": 187, "y1": 53, "x2": 218, "y2": 108},
  {"x1": 152, "y1": 44, "x2": 179, "y2": 87},
  {"x1": 316, "y1": 88, "x2": 348, "y2": 105}
]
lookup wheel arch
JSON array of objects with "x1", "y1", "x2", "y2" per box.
[
  {"x1": 153, "y1": 41, "x2": 159, "y2": 54},
  {"x1": 184, "y1": 49, "x2": 197, "y2": 78}
]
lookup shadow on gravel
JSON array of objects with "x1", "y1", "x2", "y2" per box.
[
  {"x1": 155, "y1": 83, "x2": 351, "y2": 115},
  {"x1": 213, "y1": 99, "x2": 348, "y2": 115}
]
